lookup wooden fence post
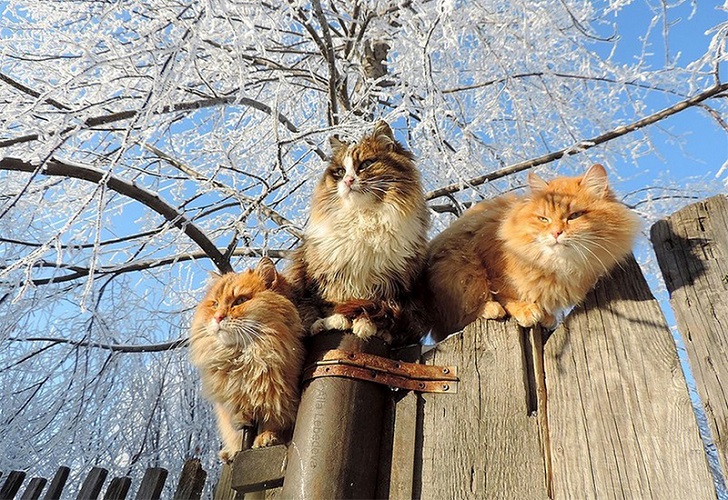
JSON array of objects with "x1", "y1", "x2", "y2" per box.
[
  {"x1": 652, "y1": 194, "x2": 728, "y2": 481},
  {"x1": 544, "y1": 256, "x2": 715, "y2": 499},
  {"x1": 280, "y1": 331, "x2": 389, "y2": 499},
  {"x1": 415, "y1": 320, "x2": 549, "y2": 499}
]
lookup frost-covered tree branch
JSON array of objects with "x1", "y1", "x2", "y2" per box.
[
  {"x1": 425, "y1": 82, "x2": 728, "y2": 201},
  {"x1": 0, "y1": 0, "x2": 726, "y2": 494}
]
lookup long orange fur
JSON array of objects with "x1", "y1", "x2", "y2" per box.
[
  {"x1": 426, "y1": 164, "x2": 640, "y2": 341},
  {"x1": 189, "y1": 258, "x2": 304, "y2": 461}
]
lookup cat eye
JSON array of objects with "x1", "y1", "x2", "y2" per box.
[
  {"x1": 568, "y1": 211, "x2": 586, "y2": 221},
  {"x1": 359, "y1": 159, "x2": 376, "y2": 170},
  {"x1": 538, "y1": 216, "x2": 551, "y2": 223},
  {"x1": 331, "y1": 167, "x2": 345, "y2": 179},
  {"x1": 232, "y1": 296, "x2": 249, "y2": 306}
]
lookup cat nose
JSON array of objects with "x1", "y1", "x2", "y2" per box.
[
  {"x1": 343, "y1": 175, "x2": 355, "y2": 187},
  {"x1": 214, "y1": 312, "x2": 226, "y2": 323},
  {"x1": 552, "y1": 229, "x2": 563, "y2": 239}
]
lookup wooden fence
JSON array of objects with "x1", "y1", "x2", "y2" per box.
[
  {"x1": 0, "y1": 459, "x2": 207, "y2": 500},
  {"x1": 3, "y1": 195, "x2": 725, "y2": 499},
  {"x1": 223, "y1": 194, "x2": 728, "y2": 499}
]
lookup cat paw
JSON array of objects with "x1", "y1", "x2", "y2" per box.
[
  {"x1": 507, "y1": 302, "x2": 543, "y2": 327},
  {"x1": 219, "y1": 449, "x2": 237, "y2": 463},
  {"x1": 479, "y1": 301, "x2": 507, "y2": 320},
  {"x1": 352, "y1": 317, "x2": 377, "y2": 339},
  {"x1": 311, "y1": 313, "x2": 352, "y2": 335},
  {"x1": 253, "y1": 431, "x2": 282, "y2": 448}
]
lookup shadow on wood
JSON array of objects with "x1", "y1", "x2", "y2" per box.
[{"x1": 652, "y1": 194, "x2": 728, "y2": 487}]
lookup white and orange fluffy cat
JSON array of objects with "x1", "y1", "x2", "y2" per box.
[
  {"x1": 286, "y1": 120, "x2": 430, "y2": 345},
  {"x1": 426, "y1": 164, "x2": 640, "y2": 341},
  {"x1": 189, "y1": 258, "x2": 304, "y2": 462}
]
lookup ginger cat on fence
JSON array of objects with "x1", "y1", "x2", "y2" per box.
[
  {"x1": 426, "y1": 164, "x2": 640, "y2": 341},
  {"x1": 189, "y1": 258, "x2": 305, "y2": 462}
]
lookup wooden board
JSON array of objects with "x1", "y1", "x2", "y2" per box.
[
  {"x1": 230, "y1": 445, "x2": 286, "y2": 493},
  {"x1": 20, "y1": 477, "x2": 47, "y2": 500},
  {"x1": 42, "y1": 466, "x2": 70, "y2": 500},
  {"x1": 173, "y1": 459, "x2": 207, "y2": 500},
  {"x1": 651, "y1": 194, "x2": 728, "y2": 477},
  {"x1": 133, "y1": 467, "x2": 167, "y2": 500},
  {"x1": 544, "y1": 256, "x2": 714, "y2": 499},
  {"x1": 77, "y1": 467, "x2": 108, "y2": 500},
  {"x1": 416, "y1": 320, "x2": 549, "y2": 499}
]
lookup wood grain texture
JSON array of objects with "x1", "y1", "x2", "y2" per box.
[
  {"x1": 230, "y1": 445, "x2": 286, "y2": 493},
  {"x1": 41, "y1": 466, "x2": 69, "y2": 500},
  {"x1": 0, "y1": 471, "x2": 26, "y2": 500},
  {"x1": 173, "y1": 459, "x2": 206, "y2": 500},
  {"x1": 77, "y1": 467, "x2": 108, "y2": 500},
  {"x1": 103, "y1": 477, "x2": 131, "y2": 500},
  {"x1": 19, "y1": 477, "x2": 47, "y2": 500},
  {"x1": 652, "y1": 194, "x2": 728, "y2": 477},
  {"x1": 212, "y1": 464, "x2": 239, "y2": 500},
  {"x1": 544, "y1": 256, "x2": 714, "y2": 499},
  {"x1": 133, "y1": 467, "x2": 167, "y2": 500},
  {"x1": 416, "y1": 320, "x2": 549, "y2": 500}
]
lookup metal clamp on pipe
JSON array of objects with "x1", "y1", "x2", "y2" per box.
[{"x1": 301, "y1": 348, "x2": 459, "y2": 393}]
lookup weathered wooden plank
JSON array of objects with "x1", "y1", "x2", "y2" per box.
[
  {"x1": 416, "y1": 320, "x2": 549, "y2": 499},
  {"x1": 0, "y1": 471, "x2": 26, "y2": 500},
  {"x1": 651, "y1": 194, "x2": 728, "y2": 477},
  {"x1": 20, "y1": 477, "x2": 47, "y2": 500},
  {"x1": 230, "y1": 445, "x2": 286, "y2": 493},
  {"x1": 103, "y1": 477, "x2": 132, "y2": 500},
  {"x1": 42, "y1": 466, "x2": 70, "y2": 500},
  {"x1": 375, "y1": 344, "x2": 420, "y2": 500},
  {"x1": 388, "y1": 390, "x2": 418, "y2": 500},
  {"x1": 76, "y1": 467, "x2": 108, "y2": 500},
  {"x1": 172, "y1": 459, "x2": 207, "y2": 500},
  {"x1": 544, "y1": 255, "x2": 714, "y2": 499},
  {"x1": 133, "y1": 468, "x2": 167, "y2": 500},
  {"x1": 213, "y1": 463, "x2": 242, "y2": 500}
]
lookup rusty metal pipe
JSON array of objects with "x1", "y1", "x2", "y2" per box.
[{"x1": 281, "y1": 331, "x2": 389, "y2": 499}]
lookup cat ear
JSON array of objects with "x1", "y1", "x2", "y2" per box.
[
  {"x1": 527, "y1": 171, "x2": 549, "y2": 192},
  {"x1": 373, "y1": 120, "x2": 395, "y2": 151},
  {"x1": 255, "y1": 257, "x2": 278, "y2": 288},
  {"x1": 329, "y1": 136, "x2": 346, "y2": 155},
  {"x1": 580, "y1": 164, "x2": 609, "y2": 197}
]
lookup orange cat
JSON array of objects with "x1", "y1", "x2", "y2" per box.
[
  {"x1": 426, "y1": 164, "x2": 640, "y2": 341},
  {"x1": 286, "y1": 120, "x2": 430, "y2": 345},
  {"x1": 189, "y1": 258, "x2": 304, "y2": 462}
]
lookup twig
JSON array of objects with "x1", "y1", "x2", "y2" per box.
[
  {"x1": 425, "y1": 82, "x2": 728, "y2": 201},
  {"x1": 0, "y1": 157, "x2": 234, "y2": 273}
]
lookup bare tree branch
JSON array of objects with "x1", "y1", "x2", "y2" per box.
[
  {"x1": 426, "y1": 82, "x2": 728, "y2": 201},
  {"x1": 0, "y1": 95, "x2": 326, "y2": 160},
  {"x1": 0, "y1": 156, "x2": 234, "y2": 273},
  {"x1": 7, "y1": 336, "x2": 188, "y2": 353}
]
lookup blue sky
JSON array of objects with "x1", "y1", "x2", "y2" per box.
[{"x1": 605, "y1": 0, "x2": 727, "y2": 194}]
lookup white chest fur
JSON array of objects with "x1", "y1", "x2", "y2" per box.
[{"x1": 305, "y1": 200, "x2": 425, "y2": 302}]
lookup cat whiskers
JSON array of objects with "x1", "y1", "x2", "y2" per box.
[
  {"x1": 220, "y1": 318, "x2": 266, "y2": 350},
  {"x1": 570, "y1": 237, "x2": 621, "y2": 275}
]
